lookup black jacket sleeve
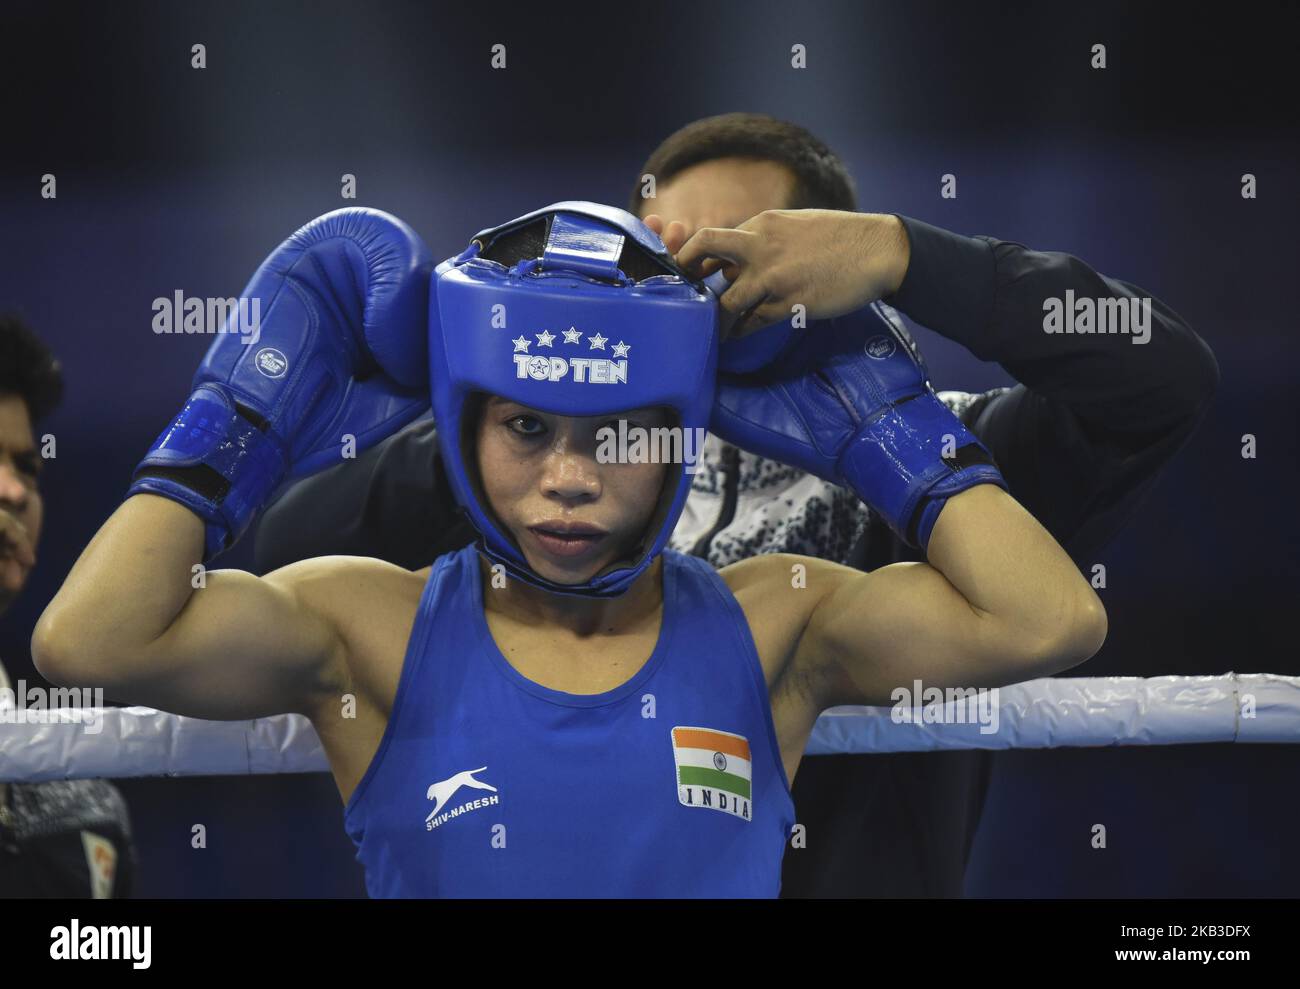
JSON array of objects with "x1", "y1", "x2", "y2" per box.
[
  {"x1": 888, "y1": 215, "x2": 1220, "y2": 561},
  {"x1": 252, "y1": 417, "x2": 476, "y2": 573}
]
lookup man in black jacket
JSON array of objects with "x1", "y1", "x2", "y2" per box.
[{"x1": 254, "y1": 113, "x2": 1218, "y2": 897}]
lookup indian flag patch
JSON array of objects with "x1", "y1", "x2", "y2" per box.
[{"x1": 672, "y1": 726, "x2": 753, "y2": 821}]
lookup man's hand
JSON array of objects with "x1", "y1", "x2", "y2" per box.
[{"x1": 648, "y1": 209, "x2": 911, "y2": 336}]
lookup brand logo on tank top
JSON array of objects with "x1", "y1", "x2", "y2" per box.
[
  {"x1": 424, "y1": 766, "x2": 500, "y2": 831},
  {"x1": 671, "y1": 727, "x2": 753, "y2": 821}
]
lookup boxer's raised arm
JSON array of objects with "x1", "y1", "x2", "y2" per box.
[
  {"x1": 32, "y1": 494, "x2": 352, "y2": 719},
  {"x1": 793, "y1": 486, "x2": 1106, "y2": 709},
  {"x1": 35, "y1": 208, "x2": 434, "y2": 717}
]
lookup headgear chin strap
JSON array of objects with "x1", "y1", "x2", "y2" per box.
[{"x1": 429, "y1": 202, "x2": 720, "y2": 597}]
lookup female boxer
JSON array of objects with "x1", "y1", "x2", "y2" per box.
[{"x1": 33, "y1": 204, "x2": 1105, "y2": 897}]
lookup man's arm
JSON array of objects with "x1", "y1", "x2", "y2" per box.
[
  {"x1": 886, "y1": 216, "x2": 1219, "y2": 560},
  {"x1": 253, "y1": 417, "x2": 476, "y2": 573}
]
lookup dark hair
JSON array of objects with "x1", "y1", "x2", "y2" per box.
[
  {"x1": 628, "y1": 112, "x2": 858, "y2": 215},
  {"x1": 0, "y1": 314, "x2": 64, "y2": 422}
]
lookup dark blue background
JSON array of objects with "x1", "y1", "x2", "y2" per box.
[{"x1": 1, "y1": 0, "x2": 1295, "y2": 896}]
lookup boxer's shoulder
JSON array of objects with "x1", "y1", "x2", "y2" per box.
[
  {"x1": 264, "y1": 554, "x2": 424, "y2": 617},
  {"x1": 719, "y1": 553, "x2": 851, "y2": 688},
  {"x1": 272, "y1": 556, "x2": 427, "y2": 802},
  {"x1": 264, "y1": 555, "x2": 426, "y2": 695}
]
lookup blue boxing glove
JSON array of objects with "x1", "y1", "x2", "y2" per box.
[
  {"x1": 710, "y1": 302, "x2": 1007, "y2": 551},
  {"x1": 129, "y1": 208, "x2": 432, "y2": 559},
  {"x1": 706, "y1": 269, "x2": 804, "y2": 375}
]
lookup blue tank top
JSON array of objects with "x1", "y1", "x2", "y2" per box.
[{"x1": 343, "y1": 544, "x2": 795, "y2": 898}]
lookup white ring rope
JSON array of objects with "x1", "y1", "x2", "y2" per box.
[{"x1": 1, "y1": 674, "x2": 1296, "y2": 782}]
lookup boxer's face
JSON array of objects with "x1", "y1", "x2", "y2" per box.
[
  {"x1": 637, "y1": 157, "x2": 797, "y2": 235},
  {"x1": 475, "y1": 397, "x2": 670, "y2": 587},
  {"x1": 0, "y1": 393, "x2": 43, "y2": 613}
]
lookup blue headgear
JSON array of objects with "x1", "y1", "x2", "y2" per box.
[{"x1": 429, "y1": 202, "x2": 720, "y2": 597}]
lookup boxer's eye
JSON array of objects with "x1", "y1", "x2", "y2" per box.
[{"x1": 506, "y1": 415, "x2": 546, "y2": 437}]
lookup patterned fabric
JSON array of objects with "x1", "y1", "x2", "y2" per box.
[
  {"x1": 2, "y1": 779, "x2": 132, "y2": 843},
  {"x1": 671, "y1": 438, "x2": 871, "y2": 566}
]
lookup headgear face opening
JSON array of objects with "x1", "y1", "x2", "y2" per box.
[{"x1": 429, "y1": 202, "x2": 720, "y2": 598}]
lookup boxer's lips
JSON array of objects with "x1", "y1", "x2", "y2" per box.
[{"x1": 527, "y1": 522, "x2": 607, "y2": 559}]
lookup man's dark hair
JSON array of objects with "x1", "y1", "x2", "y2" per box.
[
  {"x1": 628, "y1": 112, "x2": 858, "y2": 215},
  {"x1": 0, "y1": 314, "x2": 64, "y2": 422}
]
